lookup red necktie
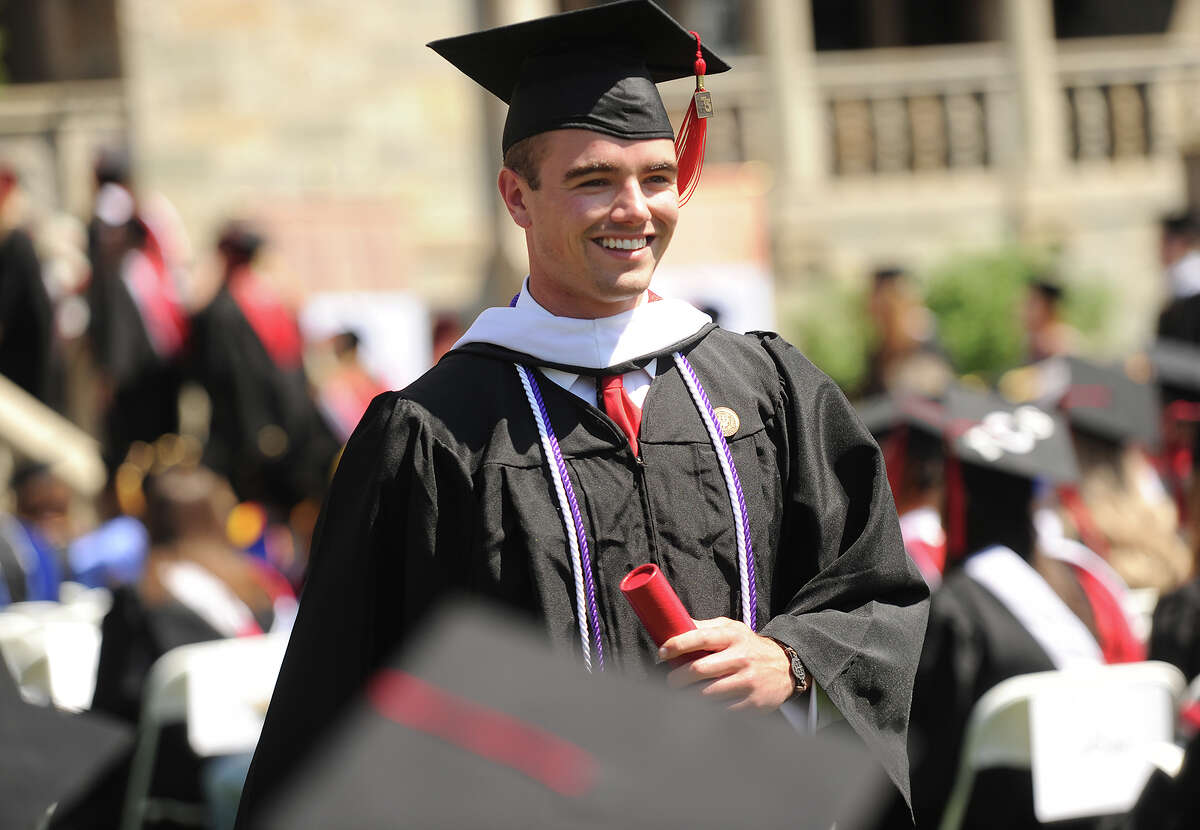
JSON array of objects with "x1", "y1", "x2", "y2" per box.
[{"x1": 599, "y1": 374, "x2": 642, "y2": 457}]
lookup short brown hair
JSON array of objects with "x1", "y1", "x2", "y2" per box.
[{"x1": 502, "y1": 134, "x2": 547, "y2": 190}]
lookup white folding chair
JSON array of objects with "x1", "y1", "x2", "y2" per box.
[
  {"x1": 0, "y1": 604, "x2": 102, "y2": 710},
  {"x1": 120, "y1": 632, "x2": 288, "y2": 830},
  {"x1": 939, "y1": 661, "x2": 1186, "y2": 830}
]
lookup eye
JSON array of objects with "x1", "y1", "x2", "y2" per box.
[{"x1": 575, "y1": 178, "x2": 609, "y2": 188}]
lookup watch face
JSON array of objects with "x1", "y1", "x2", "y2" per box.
[{"x1": 789, "y1": 652, "x2": 808, "y2": 691}]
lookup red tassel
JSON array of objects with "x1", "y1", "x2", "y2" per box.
[
  {"x1": 883, "y1": 427, "x2": 908, "y2": 504},
  {"x1": 675, "y1": 31, "x2": 710, "y2": 207},
  {"x1": 1161, "y1": 399, "x2": 1200, "y2": 523},
  {"x1": 943, "y1": 419, "x2": 970, "y2": 561},
  {"x1": 945, "y1": 450, "x2": 967, "y2": 561}
]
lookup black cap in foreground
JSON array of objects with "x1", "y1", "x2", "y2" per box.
[
  {"x1": 256, "y1": 600, "x2": 890, "y2": 830},
  {"x1": 944, "y1": 385, "x2": 1078, "y2": 484},
  {"x1": 0, "y1": 662, "x2": 132, "y2": 828},
  {"x1": 428, "y1": 0, "x2": 730, "y2": 153}
]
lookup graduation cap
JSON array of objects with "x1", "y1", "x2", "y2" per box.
[
  {"x1": 256, "y1": 600, "x2": 891, "y2": 830},
  {"x1": 1001, "y1": 356, "x2": 1162, "y2": 450},
  {"x1": 0, "y1": 660, "x2": 132, "y2": 828},
  {"x1": 855, "y1": 392, "x2": 948, "y2": 504},
  {"x1": 943, "y1": 385, "x2": 1078, "y2": 484},
  {"x1": 856, "y1": 392, "x2": 946, "y2": 439},
  {"x1": 939, "y1": 386, "x2": 1078, "y2": 558},
  {"x1": 428, "y1": 0, "x2": 731, "y2": 205}
]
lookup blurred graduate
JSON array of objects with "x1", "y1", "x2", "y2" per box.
[{"x1": 903, "y1": 388, "x2": 1141, "y2": 828}]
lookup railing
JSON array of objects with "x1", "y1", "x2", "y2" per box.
[
  {"x1": 817, "y1": 43, "x2": 1013, "y2": 176},
  {"x1": 1057, "y1": 36, "x2": 1200, "y2": 163},
  {"x1": 0, "y1": 80, "x2": 127, "y2": 215},
  {"x1": 663, "y1": 36, "x2": 1200, "y2": 178}
]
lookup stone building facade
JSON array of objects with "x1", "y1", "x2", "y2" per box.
[{"x1": 3, "y1": 0, "x2": 1200, "y2": 350}]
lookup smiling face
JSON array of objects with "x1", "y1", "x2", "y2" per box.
[{"x1": 498, "y1": 129, "x2": 679, "y2": 319}]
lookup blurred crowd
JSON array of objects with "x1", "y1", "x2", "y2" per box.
[
  {"x1": 0, "y1": 148, "x2": 405, "y2": 597},
  {"x1": 2, "y1": 144, "x2": 1200, "y2": 828},
  {"x1": 0, "y1": 152, "x2": 411, "y2": 828},
  {"x1": 854, "y1": 214, "x2": 1200, "y2": 828}
]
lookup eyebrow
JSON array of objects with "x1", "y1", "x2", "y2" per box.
[
  {"x1": 561, "y1": 159, "x2": 679, "y2": 183},
  {"x1": 562, "y1": 161, "x2": 619, "y2": 182}
]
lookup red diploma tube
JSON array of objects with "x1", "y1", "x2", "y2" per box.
[{"x1": 620, "y1": 564, "x2": 709, "y2": 667}]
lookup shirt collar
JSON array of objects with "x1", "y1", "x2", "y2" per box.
[{"x1": 453, "y1": 277, "x2": 711, "y2": 371}]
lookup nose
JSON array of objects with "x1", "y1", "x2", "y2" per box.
[{"x1": 609, "y1": 177, "x2": 652, "y2": 226}]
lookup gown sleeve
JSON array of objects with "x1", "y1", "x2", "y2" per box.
[
  {"x1": 753, "y1": 333, "x2": 930, "y2": 807},
  {"x1": 234, "y1": 392, "x2": 477, "y2": 828}
]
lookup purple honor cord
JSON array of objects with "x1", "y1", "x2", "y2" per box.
[{"x1": 509, "y1": 293, "x2": 758, "y2": 668}]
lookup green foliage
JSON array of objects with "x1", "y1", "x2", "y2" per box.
[
  {"x1": 781, "y1": 246, "x2": 1114, "y2": 394},
  {"x1": 921, "y1": 246, "x2": 1113, "y2": 380},
  {"x1": 922, "y1": 247, "x2": 1038, "y2": 380},
  {"x1": 785, "y1": 283, "x2": 871, "y2": 393},
  {"x1": 1060, "y1": 276, "x2": 1112, "y2": 347}
]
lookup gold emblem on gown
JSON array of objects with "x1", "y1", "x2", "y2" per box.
[{"x1": 713, "y1": 407, "x2": 740, "y2": 438}]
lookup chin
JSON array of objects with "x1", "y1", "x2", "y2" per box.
[{"x1": 601, "y1": 271, "x2": 654, "y2": 301}]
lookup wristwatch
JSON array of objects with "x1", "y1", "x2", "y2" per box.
[{"x1": 773, "y1": 639, "x2": 811, "y2": 695}]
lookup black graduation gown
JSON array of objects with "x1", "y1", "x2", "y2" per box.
[
  {"x1": 90, "y1": 585, "x2": 228, "y2": 811},
  {"x1": 85, "y1": 221, "x2": 180, "y2": 462},
  {"x1": 1149, "y1": 577, "x2": 1200, "y2": 683},
  {"x1": 235, "y1": 325, "x2": 929, "y2": 826},
  {"x1": 0, "y1": 227, "x2": 60, "y2": 407},
  {"x1": 1156, "y1": 295, "x2": 1200, "y2": 406},
  {"x1": 1157, "y1": 293, "x2": 1200, "y2": 346},
  {"x1": 189, "y1": 285, "x2": 338, "y2": 512}
]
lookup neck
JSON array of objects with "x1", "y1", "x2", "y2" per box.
[{"x1": 525, "y1": 275, "x2": 646, "y2": 319}]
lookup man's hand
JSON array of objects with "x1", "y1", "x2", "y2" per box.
[{"x1": 658, "y1": 617, "x2": 795, "y2": 712}]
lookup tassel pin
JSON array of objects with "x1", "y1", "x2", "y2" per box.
[{"x1": 674, "y1": 31, "x2": 712, "y2": 207}]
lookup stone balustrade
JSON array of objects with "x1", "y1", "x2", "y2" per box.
[{"x1": 661, "y1": 36, "x2": 1200, "y2": 179}]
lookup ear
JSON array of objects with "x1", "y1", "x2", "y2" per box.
[{"x1": 497, "y1": 168, "x2": 533, "y2": 229}]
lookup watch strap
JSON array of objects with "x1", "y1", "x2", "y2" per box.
[{"x1": 771, "y1": 638, "x2": 811, "y2": 695}]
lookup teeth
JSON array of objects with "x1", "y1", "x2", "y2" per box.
[{"x1": 600, "y1": 237, "x2": 647, "y2": 250}]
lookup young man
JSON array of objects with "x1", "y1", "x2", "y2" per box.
[{"x1": 236, "y1": 2, "x2": 927, "y2": 823}]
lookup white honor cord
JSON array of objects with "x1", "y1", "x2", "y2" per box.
[
  {"x1": 515, "y1": 365, "x2": 594, "y2": 672},
  {"x1": 673, "y1": 353, "x2": 755, "y2": 629}
]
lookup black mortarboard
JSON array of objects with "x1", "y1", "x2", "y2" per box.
[
  {"x1": 258, "y1": 600, "x2": 890, "y2": 830},
  {"x1": 0, "y1": 662, "x2": 133, "y2": 828},
  {"x1": 428, "y1": 0, "x2": 730, "y2": 154},
  {"x1": 1001, "y1": 356, "x2": 1162, "y2": 450},
  {"x1": 944, "y1": 385, "x2": 1078, "y2": 484},
  {"x1": 856, "y1": 392, "x2": 946, "y2": 439},
  {"x1": 856, "y1": 392, "x2": 948, "y2": 499},
  {"x1": 940, "y1": 386, "x2": 1078, "y2": 559}
]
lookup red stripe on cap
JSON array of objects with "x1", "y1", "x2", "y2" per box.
[
  {"x1": 1061, "y1": 385, "x2": 1113, "y2": 410},
  {"x1": 368, "y1": 669, "x2": 597, "y2": 797}
]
